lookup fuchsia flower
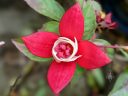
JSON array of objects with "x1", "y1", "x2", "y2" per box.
[
  {"x1": 96, "y1": 12, "x2": 118, "y2": 29},
  {"x1": 22, "y1": 3, "x2": 110, "y2": 95}
]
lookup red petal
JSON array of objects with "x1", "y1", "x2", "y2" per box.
[
  {"x1": 22, "y1": 32, "x2": 59, "y2": 58},
  {"x1": 109, "y1": 22, "x2": 118, "y2": 29},
  {"x1": 105, "y1": 13, "x2": 112, "y2": 24},
  {"x1": 59, "y1": 3, "x2": 84, "y2": 41},
  {"x1": 77, "y1": 41, "x2": 111, "y2": 69},
  {"x1": 47, "y1": 61, "x2": 76, "y2": 94}
]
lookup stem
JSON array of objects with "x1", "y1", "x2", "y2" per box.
[
  {"x1": 8, "y1": 61, "x2": 36, "y2": 96},
  {"x1": 97, "y1": 45, "x2": 128, "y2": 49}
]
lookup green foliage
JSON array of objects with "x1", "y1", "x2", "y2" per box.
[
  {"x1": 76, "y1": 0, "x2": 84, "y2": 7},
  {"x1": 120, "y1": 49, "x2": 128, "y2": 58},
  {"x1": 35, "y1": 87, "x2": 50, "y2": 96},
  {"x1": 92, "y1": 69, "x2": 105, "y2": 87},
  {"x1": 70, "y1": 65, "x2": 84, "y2": 85},
  {"x1": 19, "y1": 87, "x2": 29, "y2": 96},
  {"x1": 87, "y1": 72, "x2": 95, "y2": 87},
  {"x1": 91, "y1": 0, "x2": 102, "y2": 11},
  {"x1": 87, "y1": 69, "x2": 105, "y2": 88},
  {"x1": 76, "y1": 65, "x2": 85, "y2": 73},
  {"x1": 12, "y1": 39, "x2": 52, "y2": 62},
  {"x1": 24, "y1": 0, "x2": 65, "y2": 21},
  {"x1": 93, "y1": 39, "x2": 115, "y2": 59},
  {"x1": 42, "y1": 21, "x2": 59, "y2": 33},
  {"x1": 82, "y1": 0, "x2": 97, "y2": 40},
  {"x1": 35, "y1": 79, "x2": 52, "y2": 96},
  {"x1": 70, "y1": 66, "x2": 86, "y2": 96},
  {"x1": 71, "y1": 65, "x2": 85, "y2": 84},
  {"x1": 108, "y1": 73, "x2": 128, "y2": 96}
]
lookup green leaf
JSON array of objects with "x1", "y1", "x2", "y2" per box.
[
  {"x1": 71, "y1": 65, "x2": 84, "y2": 85},
  {"x1": 87, "y1": 72, "x2": 96, "y2": 87},
  {"x1": 36, "y1": 89, "x2": 47, "y2": 96},
  {"x1": 92, "y1": 69, "x2": 105, "y2": 87},
  {"x1": 109, "y1": 88, "x2": 128, "y2": 96},
  {"x1": 24, "y1": 0, "x2": 65, "y2": 21},
  {"x1": 91, "y1": 0, "x2": 102, "y2": 11},
  {"x1": 70, "y1": 67, "x2": 86, "y2": 95},
  {"x1": 12, "y1": 39, "x2": 52, "y2": 62},
  {"x1": 120, "y1": 49, "x2": 128, "y2": 58},
  {"x1": 42, "y1": 21, "x2": 59, "y2": 34},
  {"x1": 83, "y1": 0, "x2": 97, "y2": 40},
  {"x1": 19, "y1": 88, "x2": 29, "y2": 96},
  {"x1": 76, "y1": 65, "x2": 85, "y2": 73},
  {"x1": 36, "y1": 79, "x2": 52, "y2": 96},
  {"x1": 77, "y1": 0, "x2": 102, "y2": 11},
  {"x1": 93, "y1": 39, "x2": 115, "y2": 59},
  {"x1": 108, "y1": 73, "x2": 128, "y2": 96},
  {"x1": 76, "y1": 0, "x2": 84, "y2": 7}
]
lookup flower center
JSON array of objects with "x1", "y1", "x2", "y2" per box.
[{"x1": 52, "y1": 37, "x2": 81, "y2": 63}]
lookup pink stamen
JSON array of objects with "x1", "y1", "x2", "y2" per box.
[
  {"x1": 57, "y1": 52, "x2": 65, "y2": 58},
  {"x1": 52, "y1": 37, "x2": 81, "y2": 62},
  {"x1": 66, "y1": 45, "x2": 72, "y2": 51},
  {"x1": 59, "y1": 44, "x2": 66, "y2": 50},
  {"x1": 55, "y1": 42, "x2": 73, "y2": 59},
  {"x1": 65, "y1": 49, "x2": 71, "y2": 56},
  {"x1": 55, "y1": 45, "x2": 60, "y2": 52}
]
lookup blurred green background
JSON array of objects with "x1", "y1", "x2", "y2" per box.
[{"x1": 0, "y1": 0, "x2": 128, "y2": 96}]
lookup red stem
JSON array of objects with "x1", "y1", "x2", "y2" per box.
[{"x1": 97, "y1": 45, "x2": 128, "y2": 49}]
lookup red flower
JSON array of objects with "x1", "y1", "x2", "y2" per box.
[
  {"x1": 96, "y1": 12, "x2": 118, "y2": 29},
  {"x1": 22, "y1": 3, "x2": 110, "y2": 95},
  {"x1": 104, "y1": 13, "x2": 118, "y2": 29}
]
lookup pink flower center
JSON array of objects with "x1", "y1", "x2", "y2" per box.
[
  {"x1": 55, "y1": 42, "x2": 73, "y2": 58},
  {"x1": 52, "y1": 37, "x2": 81, "y2": 63}
]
